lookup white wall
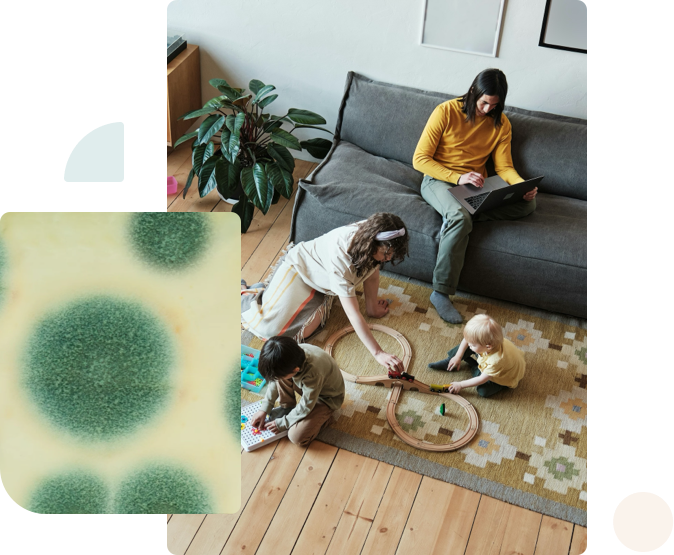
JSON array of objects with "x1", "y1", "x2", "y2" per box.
[{"x1": 168, "y1": 0, "x2": 586, "y2": 160}]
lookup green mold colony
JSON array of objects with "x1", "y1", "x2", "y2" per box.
[
  {"x1": 28, "y1": 470, "x2": 109, "y2": 514},
  {"x1": 225, "y1": 360, "x2": 242, "y2": 439},
  {"x1": 23, "y1": 295, "x2": 175, "y2": 441},
  {"x1": 114, "y1": 463, "x2": 212, "y2": 514},
  {"x1": 27, "y1": 464, "x2": 212, "y2": 514},
  {"x1": 129, "y1": 212, "x2": 210, "y2": 272}
]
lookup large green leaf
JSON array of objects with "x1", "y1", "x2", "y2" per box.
[
  {"x1": 266, "y1": 162, "x2": 288, "y2": 198},
  {"x1": 257, "y1": 94, "x2": 278, "y2": 109},
  {"x1": 215, "y1": 158, "x2": 240, "y2": 198},
  {"x1": 267, "y1": 144, "x2": 295, "y2": 173},
  {"x1": 262, "y1": 175, "x2": 274, "y2": 214},
  {"x1": 300, "y1": 138, "x2": 332, "y2": 159},
  {"x1": 227, "y1": 113, "x2": 247, "y2": 159},
  {"x1": 204, "y1": 95, "x2": 230, "y2": 110},
  {"x1": 209, "y1": 78, "x2": 230, "y2": 89},
  {"x1": 252, "y1": 84, "x2": 276, "y2": 104},
  {"x1": 263, "y1": 115, "x2": 291, "y2": 132},
  {"x1": 287, "y1": 109, "x2": 327, "y2": 125},
  {"x1": 182, "y1": 168, "x2": 195, "y2": 199},
  {"x1": 240, "y1": 167, "x2": 258, "y2": 207},
  {"x1": 270, "y1": 128, "x2": 301, "y2": 151},
  {"x1": 249, "y1": 79, "x2": 265, "y2": 95},
  {"x1": 198, "y1": 154, "x2": 219, "y2": 197},
  {"x1": 252, "y1": 163, "x2": 269, "y2": 211},
  {"x1": 225, "y1": 113, "x2": 246, "y2": 135},
  {"x1": 271, "y1": 188, "x2": 281, "y2": 205},
  {"x1": 217, "y1": 85, "x2": 241, "y2": 101},
  {"x1": 264, "y1": 120, "x2": 283, "y2": 133},
  {"x1": 293, "y1": 123, "x2": 334, "y2": 135},
  {"x1": 180, "y1": 107, "x2": 215, "y2": 120},
  {"x1": 232, "y1": 195, "x2": 255, "y2": 233},
  {"x1": 220, "y1": 129, "x2": 232, "y2": 162},
  {"x1": 279, "y1": 168, "x2": 294, "y2": 199},
  {"x1": 173, "y1": 130, "x2": 198, "y2": 148},
  {"x1": 192, "y1": 142, "x2": 214, "y2": 175},
  {"x1": 197, "y1": 114, "x2": 225, "y2": 145}
]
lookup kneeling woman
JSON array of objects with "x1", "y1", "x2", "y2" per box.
[{"x1": 242, "y1": 213, "x2": 409, "y2": 373}]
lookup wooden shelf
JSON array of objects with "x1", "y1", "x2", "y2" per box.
[{"x1": 167, "y1": 44, "x2": 201, "y2": 147}]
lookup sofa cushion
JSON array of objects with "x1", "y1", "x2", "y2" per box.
[
  {"x1": 300, "y1": 141, "x2": 586, "y2": 270},
  {"x1": 470, "y1": 194, "x2": 587, "y2": 269},
  {"x1": 302, "y1": 141, "x2": 436, "y2": 234},
  {"x1": 337, "y1": 73, "x2": 453, "y2": 166},
  {"x1": 504, "y1": 112, "x2": 587, "y2": 200}
]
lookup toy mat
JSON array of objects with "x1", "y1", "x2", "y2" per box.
[{"x1": 241, "y1": 401, "x2": 288, "y2": 452}]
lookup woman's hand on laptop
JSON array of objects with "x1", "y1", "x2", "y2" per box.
[
  {"x1": 523, "y1": 187, "x2": 538, "y2": 201},
  {"x1": 457, "y1": 172, "x2": 484, "y2": 187}
]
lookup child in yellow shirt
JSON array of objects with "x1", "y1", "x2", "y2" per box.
[{"x1": 428, "y1": 314, "x2": 525, "y2": 397}]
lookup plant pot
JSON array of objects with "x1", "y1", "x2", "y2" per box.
[{"x1": 217, "y1": 181, "x2": 244, "y2": 205}]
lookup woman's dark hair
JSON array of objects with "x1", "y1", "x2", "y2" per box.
[
  {"x1": 258, "y1": 336, "x2": 306, "y2": 381},
  {"x1": 347, "y1": 213, "x2": 409, "y2": 278},
  {"x1": 460, "y1": 68, "x2": 508, "y2": 129}
]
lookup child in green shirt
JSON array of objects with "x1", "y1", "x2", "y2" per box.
[{"x1": 251, "y1": 336, "x2": 345, "y2": 447}]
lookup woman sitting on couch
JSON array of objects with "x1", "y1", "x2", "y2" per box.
[{"x1": 241, "y1": 213, "x2": 408, "y2": 373}]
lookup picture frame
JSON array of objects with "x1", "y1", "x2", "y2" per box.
[
  {"x1": 539, "y1": 0, "x2": 587, "y2": 54},
  {"x1": 419, "y1": 0, "x2": 506, "y2": 58}
]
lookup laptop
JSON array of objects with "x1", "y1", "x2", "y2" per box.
[{"x1": 449, "y1": 175, "x2": 544, "y2": 215}]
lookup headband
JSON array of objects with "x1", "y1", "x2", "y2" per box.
[{"x1": 375, "y1": 228, "x2": 405, "y2": 241}]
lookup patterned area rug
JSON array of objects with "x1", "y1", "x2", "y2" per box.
[{"x1": 242, "y1": 275, "x2": 587, "y2": 525}]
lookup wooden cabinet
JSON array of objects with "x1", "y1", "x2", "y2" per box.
[{"x1": 167, "y1": 44, "x2": 201, "y2": 147}]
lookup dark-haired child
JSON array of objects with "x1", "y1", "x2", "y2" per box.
[{"x1": 250, "y1": 336, "x2": 345, "y2": 447}]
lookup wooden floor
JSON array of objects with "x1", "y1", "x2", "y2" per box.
[{"x1": 166, "y1": 144, "x2": 587, "y2": 555}]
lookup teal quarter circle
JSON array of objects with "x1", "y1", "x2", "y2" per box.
[
  {"x1": 28, "y1": 470, "x2": 109, "y2": 514},
  {"x1": 64, "y1": 122, "x2": 124, "y2": 182},
  {"x1": 22, "y1": 295, "x2": 174, "y2": 441},
  {"x1": 113, "y1": 463, "x2": 212, "y2": 514}
]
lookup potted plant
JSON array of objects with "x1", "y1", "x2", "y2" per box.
[{"x1": 174, "y1": 78, "x2": 333, "y2": 232}]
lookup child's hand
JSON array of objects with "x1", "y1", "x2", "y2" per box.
[
  {"x1": 449, "y1": 382, "x2": 462, "y2": 394},
  {"x1": 447, "y1": 355, "x2": 462, "y2": 372},
  {"x1": 264, "y1": 420, "x2": 280, "y2": 434},
  {"x1": 251, "y1": 410, "x2": 267, "y2": 429}
]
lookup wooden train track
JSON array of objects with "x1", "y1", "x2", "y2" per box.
[{"x1": 323, "y1": 324, "x2": 479, "y2": 452}]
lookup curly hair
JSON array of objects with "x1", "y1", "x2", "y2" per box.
[{"x1": 347, "y1": 213, "x2": 409, "y2": 277}]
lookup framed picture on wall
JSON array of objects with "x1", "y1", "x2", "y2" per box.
[
  {"x1": 539, "y1": 0, "x2": 587, "y2": 53},
  {"x1": 420, "y1": 0, "x2": 505, "y2": 58}
]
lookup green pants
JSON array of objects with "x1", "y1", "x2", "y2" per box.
[{"x1": 420, "y1": 175, "x2": 536, "y2": 295}]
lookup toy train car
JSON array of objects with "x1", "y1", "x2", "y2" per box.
[
  {"x1": 429, "y1": 384, "x2": 452, "y2": 393},
  {"x1": 387, "y1": 369, "x2": 415, "y2": 382}
]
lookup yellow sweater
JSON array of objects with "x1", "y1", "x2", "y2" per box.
[
  {"x1": 476, "y1": 339, "x2": 526, "y2": 388},
  {"x1": 413, "y1": 98, "x2": 522, "y2": 185}
]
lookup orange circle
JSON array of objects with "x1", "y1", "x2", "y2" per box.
[{"x1": 614, "y1": 492, "x2": 673, "y2": 551}]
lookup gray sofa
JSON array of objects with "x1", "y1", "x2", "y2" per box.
[{"x1": 290, "y1": 72, "x2": 587, "y2": 318}]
